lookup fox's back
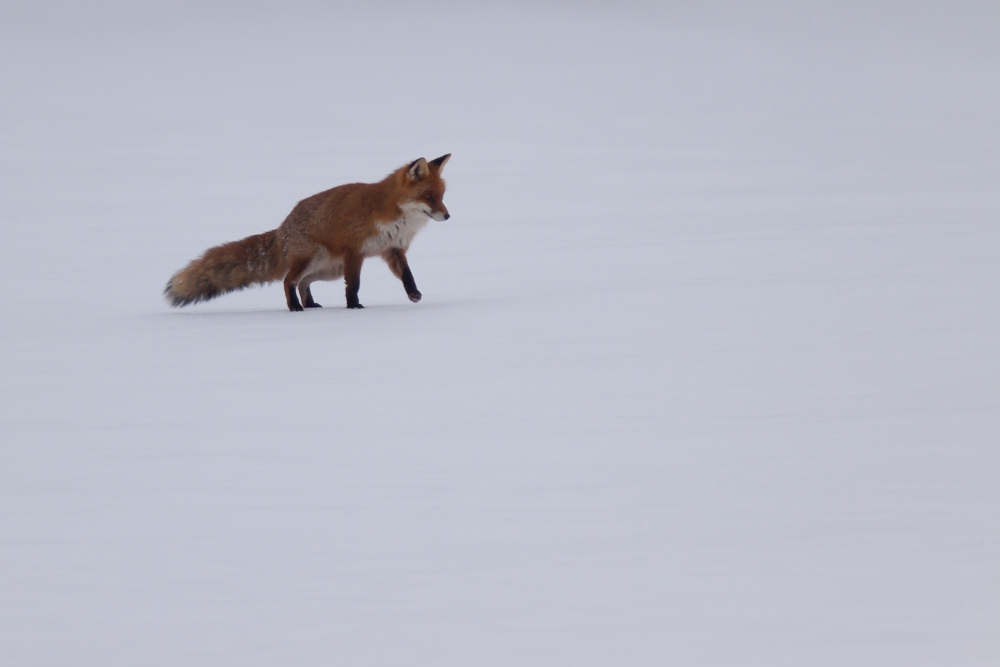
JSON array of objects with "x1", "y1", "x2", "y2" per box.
[{"x1": 280, "y1": 180, "x2": 402, "y2": 253}]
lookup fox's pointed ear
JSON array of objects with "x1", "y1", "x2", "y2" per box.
[
  {"x1": 429, "y1": 153, "x2": 451, "y2": 173},
  {"x1": 407, "y1": 158, "x2": 429, "y2": 182}
]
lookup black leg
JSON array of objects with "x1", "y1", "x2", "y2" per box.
[
  {"x1": 284, "y1": 258, "x2": 308, "y2": 311},
  {"x1": 401, "y1": 266, "x2": 421, "y2": 303},
  {"x1": 285, "y1": 283, "x2": 304, "y2": 311},
  {"x1": 383, "y1": 248, "x2": 421, "y2": 303},
  {"x1": 344, "y1": 250, "x2": 364, "y2": 309},
  {"x1": 300, "y1": 284, "x2": 322, "y2": 308}
]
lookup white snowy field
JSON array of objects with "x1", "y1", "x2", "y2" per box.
[{"x1": 2, "y1": 1, "x2": 999, "y2": 665}]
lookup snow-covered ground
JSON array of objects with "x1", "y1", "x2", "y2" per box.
[{"x1": 2, "y1": 2, "x2": 998, "y2": 665}]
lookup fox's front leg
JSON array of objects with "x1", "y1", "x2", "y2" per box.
[
  {"x1": 383, "y1": 248, "x2": 421, "y2": 303},
  {"x1": 344, "y1": 249, "x2": 365, "y2": 309}
]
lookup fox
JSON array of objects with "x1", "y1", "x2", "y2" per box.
[{"x1": 165, "y1": 154, "x2": 451, "y2": 311}]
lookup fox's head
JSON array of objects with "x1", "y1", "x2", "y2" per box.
[{"x1": 400, "y1": 153, "x2": 451, "y2": 221}]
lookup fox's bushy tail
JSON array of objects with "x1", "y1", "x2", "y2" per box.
[{"x1": 165, "y1": 230, "x2": 286, "y2": 307}]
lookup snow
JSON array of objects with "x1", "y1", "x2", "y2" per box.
[{"x1": 2, "y1": 1, "x2": 999, "y2": 665}]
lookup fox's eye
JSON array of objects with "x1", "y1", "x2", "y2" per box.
[{"x1": 425, "y1": 194, "x2": 435, "y2": 203}]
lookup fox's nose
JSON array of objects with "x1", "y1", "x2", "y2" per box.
[{"x1": 444, "y1": 213, "x2": 450, "y2": 220}]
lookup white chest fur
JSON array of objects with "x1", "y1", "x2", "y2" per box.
[{"x1": 361, "y1": 202, "x2": 431, "y2": 257}]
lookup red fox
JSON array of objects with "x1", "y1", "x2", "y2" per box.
[{"x1": 165, "y1": 154, "x2": 451, "y2": 311}]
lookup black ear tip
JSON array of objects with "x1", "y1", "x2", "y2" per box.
[{"x1": 430, "y1": 153, "x2": 452, "y2": 167}]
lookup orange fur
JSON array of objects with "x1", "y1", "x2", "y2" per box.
[{"x1": 165, "y1": 154, "x2": 451, "y2": 311}]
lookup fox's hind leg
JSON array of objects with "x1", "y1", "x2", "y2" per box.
[
  {"x1": 283, "y1": 257, "x2": 309, "y2": 312},
  {"x1": 298, "y1": 256, "x2": 344, "y2": 309},
  {"x1": 299, "y1": 282, "x2": 321, "y2": 308}
]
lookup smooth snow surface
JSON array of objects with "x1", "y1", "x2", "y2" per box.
[{"x1": 2, "y1": 2, "x2": 999, "y2": 665}]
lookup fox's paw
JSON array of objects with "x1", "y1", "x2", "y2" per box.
[
  {"x1": 289, "y1": 303, "x2": 304, "y2": 312},
  {"x1": 408, "y1": 291, "x2": 422, "y2": 303},
  {"x1": 347, "y1": 303, "x2": 365, "y2": 309},
  {"x1": 304, "y1": 302, "x2": 322, "y2": 308}
]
